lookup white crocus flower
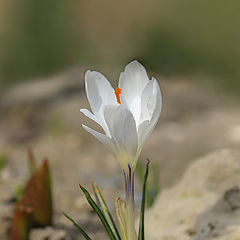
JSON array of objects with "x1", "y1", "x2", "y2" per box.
[{"x1": 80, "y1": 60, "x2": 162, "y2": 172}]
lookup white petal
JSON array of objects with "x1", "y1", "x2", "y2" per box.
[
  {"x1": 85, "y1": 70, "x2": 117, "y2": 113},
  {"x1": 85, "y1": 70, "x2": 117, "y2": 136},
  {"x1": 80, "y1": 109, "x2": 101, "y2": 126},
  {"x1": 139, "y1": 77, "x2": 160, "y2": 124},
  {"x1": 80, "y1": 109, "x2": 110, "y2": 136},
  {"x1": 82, "y1": 124, "x2": 115, "y2": 153},
  {"x1": 139, "y1": 81, "x2": 154, "y2": 124},
  {"x1": 150, "y1": 77, "x2": 162, "y2": 126},
  {"x1": 137, "y1": 120, "x2": 150, "y2": 151},
  {"x1": 138, "y1": 78, "x2": 162, "y2": 149},
  {"x1": 119, "y1": 61, "x2": 149, "y2": 98},
  {"x1": 118, "y1": 61, "x2": 150, "y2": 125},
  {"x1": 104, "y1": 105, "x2": 138, "y2": 157}
]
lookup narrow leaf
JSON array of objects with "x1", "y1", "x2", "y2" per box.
[
  {"x1": 138, "y1": 160, "x2": 150, "y2": 240},
  {"x1": 148, "y1": 162, "x2": 160, "y2": 207},
  {"x1": 80, "y1": 185, "x2": 117, "y2": 240},
  {"x1": 136, "y1": 161, "x2": 144, "y2": 183},
  {"x1": 27, "y1": 149, "x2": 36, "y2": 175},
  {"x1": 9, "y1": 199, "x2": 33, "y2": 240},
  {"x1": 23, "y1": 158, "x2": 53, "y2": 225},
  {"x1": 92, "y1": 182, "x2": 121, "y2": 240},
  {"x1": 63, "y1": 212, "x2": 92, "y2": 240}
]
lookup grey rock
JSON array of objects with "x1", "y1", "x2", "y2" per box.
[
  {"x1": 193, "y1": 186, "x2": 240, "y2": 240},
  {"x1": 145, "y1": 149, "x2": 240, "y2": 240},
  {"x1": 30, "y1": 226, "x2": 71, "y2": 240},
  {"x1": 1, "y1": 68, "x2": 84, "y2": 108}
]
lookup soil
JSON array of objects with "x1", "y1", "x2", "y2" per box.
[{"x1": 0, "y1": 69, "x2": 240, "y2": 239}]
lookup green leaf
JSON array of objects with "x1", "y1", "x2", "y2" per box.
[
  {"x1": 138, "y1": 160, "x2": 150, "y2": 240},
  {"x1": 136, "y1": 160, "x2": 159, "y2": 207},
  {"x1": 63, "y1": 212, "x2": 92, "y2": 240},
  {"x1": 136, "y1": 161, "x2": 144, "y2": 183},
  {"x1": 80, "y1": 185, "x2": 117, "y2": 240},
  {"x1": 92, "y1": 182, "x2": 121, "y2": 240},
  {"x1": 149, "y1": 161, "x2": 160, "y2": 207}
]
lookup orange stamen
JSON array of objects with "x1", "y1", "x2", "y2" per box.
[{"x1": 114, "y1": 87, "x2": 122, "y2": 104}]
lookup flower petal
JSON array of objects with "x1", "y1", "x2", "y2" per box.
[
  {"x1": 138, "y1": 78, "x2": 162, "y2": 149},
  {"x1": 137, "y1": 120, "x2": 150, "y2": 152},
  {"x1": 150, "y1": 77, "x2": 162, "y2": 125},
  {"x1": 80, "y1": 109, "x2": 101, "y2": 126},
  {"x1": 118, "y1": 61, "x2": 150, "y2": 125},
  {"x1": 85, "y1": 70, "x2": 117, "y2": 136},
  {"x1": 104, "y1": 105, "x2": 138, "y2": 157},
  {"x1": 85, "y1": 70, "x2": 116, "y2": 114},
  {"x1": 119, "y1": 61, "x2": 149, "y2": 99},
  {"x1": 139, "y1": 77, "x2": 160, "y2": 124},
  {"x1": 82, "y1": 124, "x2": 115, "y2": 153}
]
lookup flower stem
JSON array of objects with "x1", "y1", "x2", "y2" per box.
[{"x1": 124, "y1": 165, "x2": 137, "y2": 240}]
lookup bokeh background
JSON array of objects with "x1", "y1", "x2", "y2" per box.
[
  {"x1": 0, "y1": 1, "x2": 240, "y2": 239},
  {"x1": 1, "y1": 0, "x2": 240, "y2": 91}
]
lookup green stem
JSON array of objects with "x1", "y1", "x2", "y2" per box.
[
  {"x1": 124, "y1": 164, "x2": 137, "y2": 240},
  {"x1": 126, "y1": 196, "x2": 137, "y2": 240}
]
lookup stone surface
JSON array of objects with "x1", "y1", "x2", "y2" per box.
[
  {"x1": 145, "y1": 149, "x2": 240, "y2": 240},
  {"x1": 0, "y1": 203, "x2": 12, "y2": 240},
  {"x1": 2, "y1": 72, "x2": 240, "y2": 239},
  {"x1": 29, "y1": 227, "x2": 71, "y2": 240}
]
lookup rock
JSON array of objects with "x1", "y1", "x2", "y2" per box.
[
  {"x1": 145, "y1": 149, "x2": 240, "y2": 240},
  {"x1": 227, "y1": 124, "x2": 240, "y2": 143},
  {"x1": 1, "y1": 68, "x2": 84, "y2": 109},
  {"x1": 0, "y1": 203, "x2": 12, "y2": 240},
  {"x1": 29, "y1": 226, "x2": 71, "y2": 240}
]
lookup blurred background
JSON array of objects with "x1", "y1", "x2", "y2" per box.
[
  {"x1": 1, "y1": 0, "x2": 240, "y2": 91},
  {"x1": 0, "y1": 0, "x2": 240, "y2": 239}
]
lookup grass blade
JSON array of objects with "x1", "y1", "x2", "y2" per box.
[
  {"x1": 149, "y1": 162, "x2": 160, "y2": 207},
  {"x1": 63, "y1": 212, "x2": 92, "y2": 240},
  {"x1": 136, "y1": 161, "x2": 159, "y2": 207},
  {"x1": 80, "y1": 185, "x2": 117, "y2": 240},
  {"x1": 92, "y1": 182, "x2": 121, "y2": 240},
  {"x1": 138, "y1": 160, "x2": 150, "y2": 240}
]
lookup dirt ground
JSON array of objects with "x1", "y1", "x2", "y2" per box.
[{"x1": 0, "y1": 69, "x2": 240, "y2": 239}]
